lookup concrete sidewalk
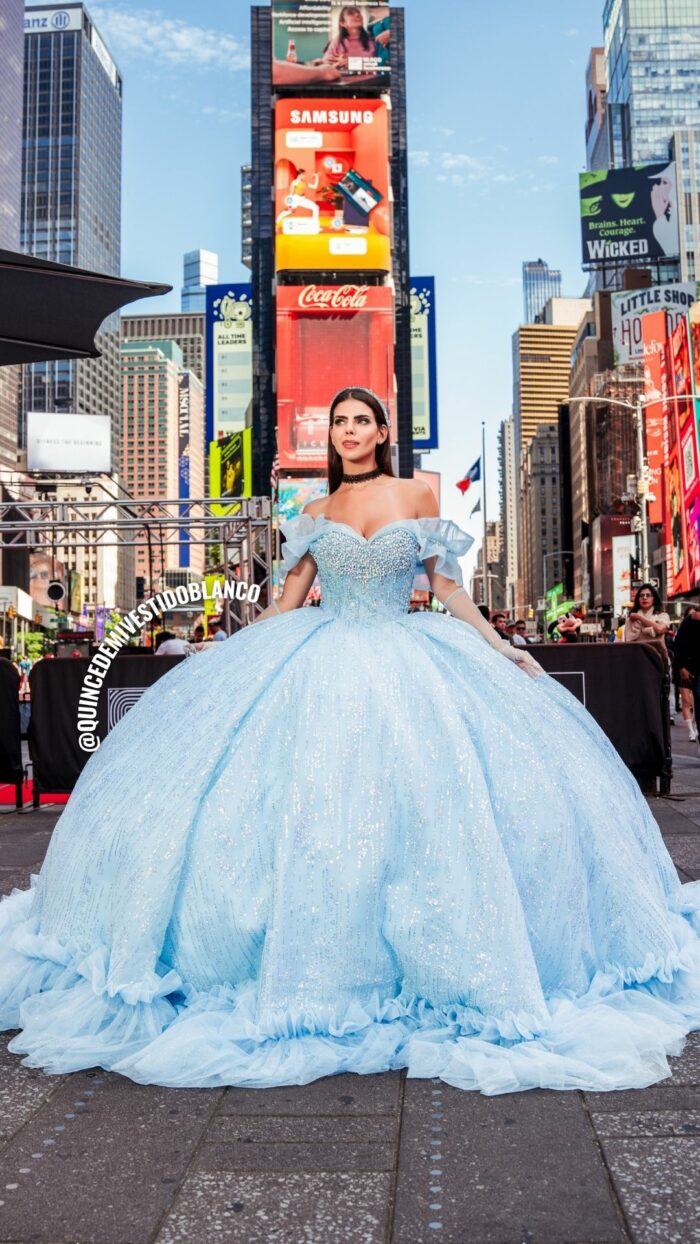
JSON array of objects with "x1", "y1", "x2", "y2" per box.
[{"x1": 0, "y1": 728, "x2": 699, "y2": 1244}]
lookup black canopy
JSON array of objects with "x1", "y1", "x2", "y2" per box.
[{"x1": 0, "y1": 249, "x2": 171, "y2": 366}]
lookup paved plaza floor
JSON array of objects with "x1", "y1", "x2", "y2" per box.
[{"x1": 1, "y1": 727, "x2": 699, "y2": 1243}]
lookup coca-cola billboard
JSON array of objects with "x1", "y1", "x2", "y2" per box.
[
  {"x1": 276, "y1": 285, "x2": 395, "y2": 471},
  {"x1": 297, "y1": 284, "x2": 370, "y2": 311}
]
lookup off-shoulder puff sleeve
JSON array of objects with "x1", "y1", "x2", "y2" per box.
[
  {"x1": 279, "y1": 512, "x2": 316, "y2": 574},
  {"x1": 416, "y1": 517, "x2": 474, "y2": 586}
]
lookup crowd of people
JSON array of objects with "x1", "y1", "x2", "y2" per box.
[
  {"x1": 477, "y1": 583, "x2": 700, "y2": 748},
  {"x1": 154, "y1": 619, "x2": 228, "y2": 655}
]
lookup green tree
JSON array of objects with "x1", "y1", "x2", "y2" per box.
[{"x1": 20, "y1": 631, "x2": 50, "y2": 660}]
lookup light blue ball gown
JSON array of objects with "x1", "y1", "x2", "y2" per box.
[{"x1": 1, "y1": 513, "x2": 700, "y2": 1095}]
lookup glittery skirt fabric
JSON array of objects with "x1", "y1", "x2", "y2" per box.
[{"x1": 1, "y1": 606, "x2": 700, "y2": 1094}]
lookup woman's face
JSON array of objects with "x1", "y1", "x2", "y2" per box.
[
  {"x1": 330, "y1": 397, "x2": 387, "y2": 465},
  {"x1": 638, "y1": 589, "x2": 655, "y2": 611},
  {"x1": 341, "y1": 7, "x2": 364, "y2": 32}
]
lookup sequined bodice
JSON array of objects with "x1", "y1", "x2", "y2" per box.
[
  {"x1": 312, "y1": 520, "x2": 420, "y2": 620},
  {"x1": 279, "y1": 512, "x2": 473, "y2": 622}
]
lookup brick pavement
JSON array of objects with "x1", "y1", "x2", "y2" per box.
[{"x1": 0, "y1": 727, "x2": 699, "y2": 1243}]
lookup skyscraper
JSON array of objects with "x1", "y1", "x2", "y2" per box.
[
  {"x1": 513, "y1": 300, "x2": 590, "y2": 461},
  {"x1": 603, "y1": 0, "x2": 700, "y2": 167},
  {"x1": 181, "y1": 250, "x2": 219, "y2": 313},
  {"x1": 21, "y1": 3, "x2": 122, "y2": 465},
  {"x1": 522, "y1": 260, "x2": 562, "y2": 324},
  {"x1": 519, "y1": 424, "x2": 563, "y2": 612},
  {"x1": 121, "y1": 312, "x2": 205, "y2": 384},
  {"x1": 585, "y1": 47, "x2": 609, "y2": 172},
  {"x1": 0, "y1": 0, "x2": 24, "y2": 473},
  {"x1": 671, "y1": 128, "x2": 700, "y2": 282},
  {"x1": 498, "y1": 417, "x2": 519, "y2": 613},
  {"x1": 121, "y1": 340, "x2": 205, "y2": 588}
]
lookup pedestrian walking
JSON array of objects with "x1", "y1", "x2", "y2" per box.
[{"x1": 672, "y1": 606, "x2": 700, "y2": 745}]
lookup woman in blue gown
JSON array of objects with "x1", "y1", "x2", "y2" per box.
[{"x1": 1, "y1": 386, "x2": 699, "y2": 1095}]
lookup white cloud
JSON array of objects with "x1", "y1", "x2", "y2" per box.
[
  {"x1": 538, "y1": 155, "x2": 559, "y2": 165},
  {"x1": 440, "y1": 152, "x2": 489, "y2": 176},
  {"x1": 91, "y1": 5, "x2": 249, "y2": 71},
  {"x1": 564, "y1": 27, "x2": 579, "y2": 37},
  {"x1": 432, "y1": 126, "x2": 455, "y2": 137},
  {"x1": 202, "y1": 105, "x2": 249, "y2": 123},
  {"x1": 411, "y1": 148, "x2": 525, "y2": 189}
]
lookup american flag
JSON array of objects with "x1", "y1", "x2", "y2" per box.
[{"x1": 269, "y1": 450, "x2": 280, "y2": 495}]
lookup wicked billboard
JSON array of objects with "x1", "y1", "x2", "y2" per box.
[{"x1": 579, "y1": 162, "x2": 679, "y2": 266}]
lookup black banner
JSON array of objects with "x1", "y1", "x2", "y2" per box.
[
  {"x1": 25, "y1": 641, "x2": 672, "y2": 799},
  {"x1": 28, "y1": 656, "x2": 184, "y2": 796},
  {"x1": 0, "y1": 659, "x2": 22, "y2": 786},
  {"x1": 536, "y1": 641, "x2": 671, "y2": 787}
]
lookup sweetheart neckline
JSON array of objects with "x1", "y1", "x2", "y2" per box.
[{"x1": 310, "y1": 515, "x2": 420, "y2": 544}]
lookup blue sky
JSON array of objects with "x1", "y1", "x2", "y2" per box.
[{"x1": 93, "y1": 0, "x2": 603, "y2": 567}]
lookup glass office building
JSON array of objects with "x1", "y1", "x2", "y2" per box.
[
  {"x1": 21, "y1": 3, "x2": 122, "y2": 464},
  {"x1": 0, "y1": 0, "x2": 24, "y2": 472},
  {"x1": 522, "y1": 260, "x2": 562, "y2": 324},
  {"x1": 604, "y1": 0, "x2": 700, "y2": 166},
  {"x1": 671, "y1": 127, "x2": 700, "y2": 282},
  {"x1": 181, "y1": 250, "x2": 219, "y2": 313}
]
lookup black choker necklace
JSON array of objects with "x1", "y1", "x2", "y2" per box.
[{"x1": 341, "y1": 467, "x2": 383, "y2": 484}]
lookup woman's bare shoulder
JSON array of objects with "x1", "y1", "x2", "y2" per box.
[
  {"x1": 401, "y1": 476, "x2": 439, "y2": 518},
  {"x1": 301, "y1": 498, "x2": 329, "y2": 519}
]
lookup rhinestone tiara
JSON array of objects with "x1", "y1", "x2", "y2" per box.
[{"x1": 329, "y1": 387, "x2": 391, "y2": 430}]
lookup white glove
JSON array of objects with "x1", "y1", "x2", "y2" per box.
[{"x1": 497, "y1": 641, "x2": 545, "y2": 679}]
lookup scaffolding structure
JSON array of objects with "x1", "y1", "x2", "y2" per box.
[{"x1": 0, "y1": 495, "x2": 274, "y2": 629}]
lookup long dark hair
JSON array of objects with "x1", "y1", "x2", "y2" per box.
[
  {"x1": 633, "y1": 583, "x2": 663, "y2": 613},
  {"x1": 327, "y1": 387, "x2": 394, "y2": 494},
  {"x1": 338, "y1": 6, "x2": 372, "y2": 50}
]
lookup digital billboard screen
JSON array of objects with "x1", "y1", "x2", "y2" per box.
[
  {"x1": 205, "y1": 284, "x2": 253, "y2": 445},
  {"x1": 276, "y1": 283, "x2": 394, "y2": 470},
  {"x1": 642, "y1": 310, "x2": 671, "y2": 528},
  {"x1": 410, "y1": 278, "x2": 438, "y2": 450},
  {"x1": 275, "y1": 98, "x2": 391, "y2": 272},
  {"x1": 178, "y1": 373, "x2": 191, "y2": 569},
  {"x1": 272, "y1": 2, "x2": 390, "y2": 91},
  {"x1": 579, "y1": 162, "x2": 679, "y2": 266},
  {"x1": 26, "y1": 412, "x2": 112, "y2": 473},
  {"x1": 655, "y1": 313, "x2": 700, "y2": 597},
  {"x1": 209, "y1": 429, "x2": 253, "y2": 517}
]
